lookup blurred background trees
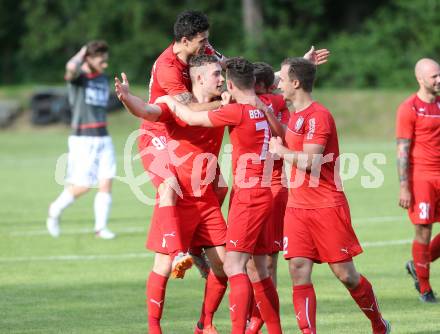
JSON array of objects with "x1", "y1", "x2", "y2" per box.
[{"x1": 1, "y1": 0, "x2": 439, "y2": 88}]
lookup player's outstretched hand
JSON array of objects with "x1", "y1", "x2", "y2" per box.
[
  {"x1": 269, "y1": 136, "x2": 284, "y2": 156},
  {"x1": 304, "y1": 46, "x2": 330, "y2": 66},
  {"x1": 399, "y1": 186, "x2": 412, "y2": 209},
  {"x1": 114, "y1": 72, "x2": 130, "y2": 102}
]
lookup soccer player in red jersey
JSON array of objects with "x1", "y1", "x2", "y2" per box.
[
  {"x1": 159, "y1": 57, "x2": 283, "y2": 334},
  {"x1": 396, "y1": 58, "x2": 440, "y2": 303},
  {"x1": 246, "y1": 62, "x2": 290, "y2": 334},
  {"x1": 140, "y1": 10, "x2": 227, "y2": 279},
  {"x1": 116, "y1": 54, "x2": 229, "y2": 334},
  {"x1": 269, "y1": 58, "x2": 390, "y2": 334}
]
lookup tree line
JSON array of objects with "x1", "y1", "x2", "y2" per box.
[{"x1": 1, "y1": 0, "x2": 439, "y2": 88}]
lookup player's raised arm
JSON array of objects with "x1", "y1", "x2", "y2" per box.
[
  {"x1": 114, "y1": 73, "x2": 162, "y2": 121},
  {"x1": 65, "y1": 45, "x2": 87, "y2": 81},
  {"x1": 303, "y1": 45, "x2": 330, "y2": 66},
  {"x1": 156, "y1": 95, "x2": 213, "y2": 127},
  {"x1": 274, "y1": 46, "x2": 330, "y2": 83}
]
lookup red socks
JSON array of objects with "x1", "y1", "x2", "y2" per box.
[
  {"x1": 155, "y1": 205, "x2": 183, "y2": 258},
  {"x1": 412, "y1": 240, "x2": 431, "y2": 293},
  {"x1": 146, "y1": 271, "x2": 168, "y2": 334},
  {"x1": 252, "y1": 277, "x2": 282, "y2": 334},
  {"x1": 293, "y1": 284, "x2": 316, "y2": 334},
  {"x1": 349, "y1": 275, "x2": 387, "y2": 334},
  {"x1": 246, "y1": 299, "x2": 264, "y2": 334},
  {"x1": 198, "y1": 272, "x2": 228, "y2": 327},
  {"x1": 229, "y1": 273, "x2": 252, "y2": 333},
  {"x1": 430, "y1": 233, "x2": 440, "y2": 262}
]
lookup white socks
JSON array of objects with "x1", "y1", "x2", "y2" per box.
[
  {"x1": 94, "y1": 192, "x2": 112, "y2": 231},
  {"x1": 49, "y1": 189, "x2": 75, "y2": 218}
]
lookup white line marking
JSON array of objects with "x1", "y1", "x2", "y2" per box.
[
  {"x1": 6, "y1": 216, "x2": 406, "y2": 237},
  {"x1": 0, "y1": 252, "x2": 153, "y2": 263},
  {"x1": 8, "y1": 227, "x2": 146, "y2": 237},
  {"x1": 361, "y1": 239, "x2": 412, "y2": 248},
  {"x1": 0, "y1": 239, "x2": 413, "y2": 263},
  {"x1": 353, "y1": 215, "x2": 405, "y2": 224}
]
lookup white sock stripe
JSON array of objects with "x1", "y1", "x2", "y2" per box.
[{"x1": 305, "y1": 297, "x2": 312, "y2": 329}]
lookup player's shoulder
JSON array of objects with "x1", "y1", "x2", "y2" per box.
[
  {"x1": 156, "y1": 44, "x2": 180, "y2": 67},
  {"x1": 398, "y1": 93, "x2": 418, "y2": 110},
  {"x1": 308, "y1": 101, "x2": 333, "y2": 119}
]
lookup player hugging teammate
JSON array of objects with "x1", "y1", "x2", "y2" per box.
[{"x1": 115, "y1": 9, "x2": 391, "y2": 334}]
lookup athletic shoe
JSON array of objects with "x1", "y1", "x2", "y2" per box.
[
  {"x1": 419, "y1": 290, "x2": 437, "y2": 303},
  {"x1": 95, "y1": 228, "x2": 116, "y2": 240},
  {"x1": 46, "y1": 216, "x2": 60, "y2": 238},
  {"x1": 191, "y1": 250, "x2": 211, "y2": 279},
  {"x1": 171, "y1": 252, "x2": 193, "y2": 279},
  {"x1": 405, "y1": 260, "x2": 420, "y2": 293},
  {"x1": 194, "y1": 322, "x2": 218, "y2": 334}
]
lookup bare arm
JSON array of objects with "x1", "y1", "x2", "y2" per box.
[
  {"x1": 397, "y1": 138, "x2": 412, "y2": 208},
  {"x1": 173, "y1": 92, "x2": 222, "y2": 111},
  {"x1": 269, "y1": 137, "x2": 325, "y2": 172},
  {"x1": 264, "y1": 107, "x2": 286, "y2": 138},
  {"x1": 65, "y1": 46, "x2": 87, "y2": 81},
  {"x1": 115, "y1": 73, "x2": 162, "y2": 121},
  {"x1": 158, "y1": 96, "x2": 213, "y2": 127}
]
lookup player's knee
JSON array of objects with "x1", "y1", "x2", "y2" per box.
[
  {"x1": 209, "y1": 256, "x2": 225, "y2": 277},
  {"x1": 289, "y1": 259, "x2": 312, "y2": 284},
  {"x1": 223, "y1": 259, "x2": 243, "y2": 277},
  {"x1": 336, "y1": 271, "x2": 360, "y2": 289},
  {"x1": 152, "y1": 254, "x2": 172, "y2": 277}
]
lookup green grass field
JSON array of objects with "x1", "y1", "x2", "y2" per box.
[{"x1": 1, "y1": 89, "x2": 439, "y2": 333}]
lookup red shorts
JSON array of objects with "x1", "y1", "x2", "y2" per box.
[
  {"x1": 146, "y1": 189, "x2": 226, "y2": 253},
  {"x1": 226, "y1": 187, "x2": 272, "y2": 255},
  {"x1": 138, "y1": 128, "x2": 176, "y2": 188},
  {"x1": 283, "y1": 203, "x2": 363, "y2": 263},
  {"x1": 269, "y1": 184, "x2": 288, "y2": 253},
  {"x1": 408, "y1": 177, "x2": 440, "y2": 225}
]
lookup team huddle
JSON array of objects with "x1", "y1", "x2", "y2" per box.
[{"x1": 49, "y1": 8, "x2": 440, "y2": 334}]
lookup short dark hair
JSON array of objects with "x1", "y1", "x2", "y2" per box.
[
  {"x1": 174, "y1": 10, "x2": 210, "y2": 41},
  {"x1": 85, "y1": 40, "x2": 108, "y2": 57},
  {"x1": 253, "y1": 62, "x2": 275, "y2": 89},
  {"x1": 281, "y1": 57, "x2": 316, "y2": 92},
  {"x1": 225, "y1": 57, "x2": 255, "y2": 90},
  {"x1": 189, "y1": 54, "x2": 219, "y2": 68}
]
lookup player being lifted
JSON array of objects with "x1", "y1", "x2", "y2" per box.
[
  {"x1": 396, "y1": 58, "x2": 440, "y2": 303},
  {"x1": 116, "y1": 54, "x2": 229, "y2": 334},
  {"x1": 269, "y1": 58, "x2": 390, "y2": 334},
  {"x1": 138, "y1": 10, "x2": 228, "y2": 280}
]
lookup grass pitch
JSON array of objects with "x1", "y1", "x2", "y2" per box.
[{"x1": 0, "y1": 89, "x2": 439, "y2": 333}]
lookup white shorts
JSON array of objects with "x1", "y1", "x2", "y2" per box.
[{"x1": 66, "y1": 136, "x2": 116, "y2": 187}]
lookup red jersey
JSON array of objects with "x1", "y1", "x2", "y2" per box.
[
  {"x1": 208, "y1": 103, "x2": 272, "y2": 188},
  {"x1": 285, "y1": 101, "x2": 347, "y2": 208},
  {"x1": 396, "y1": 94, "x2": 440, "y2": 176},
  {"x1": 141, "y1": 43, "x2": 192, "y2": 134},
  {"x1": 259, "y1": 94, "x2": 290, "y2": 186},
  {"x1": 142, "y1": 43, "x2": 219, "y2": 134},
  {"x1": 157, "y1": 104, "x2": 225, "y2": 196}
]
